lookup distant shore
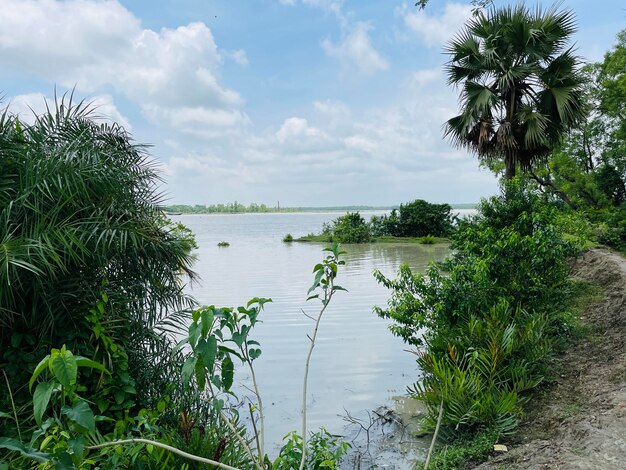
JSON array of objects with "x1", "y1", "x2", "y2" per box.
[{"x1": 165, "y1": 203, "x2": 478, "y2": 215}]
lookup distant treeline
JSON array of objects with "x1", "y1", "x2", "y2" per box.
[{"x1": 164, "y1": 202, "x2": 477, "y2": 214}]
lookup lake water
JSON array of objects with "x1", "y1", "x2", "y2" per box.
[{"x1": 172, "y1": 211, "x2": 456, "y2": 458}]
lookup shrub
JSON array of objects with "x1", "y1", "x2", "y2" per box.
[
  {"x1": 418, "y1": 235, "x2": 436, "y2": 244},
  {"x1": 375, "y1": 182, "x2": 574, "y2": 436},
  {"x1": 370, "y1": 200, "x2": 454, "y2": 238},
  {"x1": 283, "y1": 233, "x2": 294, "y2": 242},
  {"x1": 326, "y1": 212, "x2": 371, "y2": 243},
  {"x1": 0, "y1": 97, "x2": 196, "y2": 417},
  {"x1": 217, "y1": 241, "x2": 230, "y2": 247}
]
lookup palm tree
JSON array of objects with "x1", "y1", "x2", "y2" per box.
[{"x1": 444, "y1": 4, "x2": 586, "y2": 179}]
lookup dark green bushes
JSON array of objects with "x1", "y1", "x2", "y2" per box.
[
  {"x1": 370, "y1": 199, "x2": 454, "y2": 238},
  {"x1": 375, "y1": 181, "x2": 575, "y2": 436},
  {"x1": 323, "y1": 212, "x2": 371, "y2": 243}
]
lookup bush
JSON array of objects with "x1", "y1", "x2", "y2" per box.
[
  {"x1": 0, "y1": 98, "x2": 196, "y2": 426},
  {"x1": 418, "y1": 235, "x2": 436, "y2": 244},
  {"x1": 283, "y1": 233, "x2": 294, "y2": 242},
  {"x1": 326, "y1": 212, "x2": 371, "y2": 243},
  {"x1": 370, "y1": 200, "x2": 454, "y2": 238},
  {"x1": 375, "y1": 182, "x2": 574, "y2": 436}
]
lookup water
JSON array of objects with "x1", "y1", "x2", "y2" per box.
[{"x1": 172, "y1": 211, "x2": 453, "y2": 457}]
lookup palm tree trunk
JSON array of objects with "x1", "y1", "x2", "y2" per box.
[{"x1": 504, "y1": 152, "x2": 516, "y2": 179}]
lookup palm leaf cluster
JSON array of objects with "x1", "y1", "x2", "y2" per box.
[
  {"x1": 0, "y1": 96, "x2": 197, "y2": 401},
  {"x1": 445, "y1": 4, "x2": 586, "y2": 178}
]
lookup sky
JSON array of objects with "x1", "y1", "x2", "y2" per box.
[{"x1": 1, "y1": 0, "x2": 624, "y2": 206}]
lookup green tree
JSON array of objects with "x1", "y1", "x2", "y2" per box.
[
  {"x1": 0, "y1": 96, "x2": 197, "y2": 409},
  {"x1": 444, "y1": 4, "x2": 586, "y2": 179}
]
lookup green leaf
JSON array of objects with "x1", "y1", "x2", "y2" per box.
[
  {"x1": 51, "y1": 349, "x2": 77, "y2": 388},
  {"x1": 194, "y1": 356, "x2": 206, "y2": 390},
  {"x1": 308, "y1": 269, "x2": 324, "y2": 294},
  {"x1": 197, "y1": 336, "x2": 218, "y2": 373},
  {"x1": 29, "y1": 354, "x2": 51, "y2": 392},
  {"x1": 0, "y1": 411, "x2": 12, "y2": 419},
  {"x1": 188, "y1": 322, "x2": 200, "y2": 348},
  {"x1": 221, "y1": 356, "x2": 234, "y2": 391},
  {"x1": 181, "y1": 356, "x2": 197, "y2": 386},
  {"x1": 249, "y1": 349, "x2": 262, "y2": 360},
  {"x1": 67, "y1": 436, "x2": 85, "y2": 462},
  {"x1": 61, "y1": 399, "x2": 95, "y2": 433},
  {"x1": 74, "y1": 357, "x2": 109, "y2": 374},
  {"x1": 200, "y1": 310, "x2": 215, "y2": 337},
  {"x1": 0, "y1": 437, "x2": 50, "y2": 463},
  {"x1": 33, "y1": 382, "x2": 54, "y2": 426}
]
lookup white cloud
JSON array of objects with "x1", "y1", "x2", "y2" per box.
[
  {"x1": 412, "y1": 68, "x2": 442, "y2": 87},
  {"x1": 322, "y1": 23, "x2": 389, "y2": 74},
  {"x1": 226, "y1": 49, "x2": 249, "y2": 66},
  {"x1": 404, "y1": 2, "x2": 472, "y2": 47},
  {"x1": 276, "y1": 117, "x2": 324, "y2": 143},
  {"x1": 0, "y1": 0, "x2": 245, "y2": 134}
]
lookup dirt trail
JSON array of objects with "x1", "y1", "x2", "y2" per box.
[{"x1": 475, "y1": 248, "x2": 626, "y2": 470}]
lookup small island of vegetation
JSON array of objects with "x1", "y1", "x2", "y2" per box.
[{"x1": 294, "y1": 199, "x2": 454, "y2": 244}]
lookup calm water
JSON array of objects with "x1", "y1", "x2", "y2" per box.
[{"x1": 172, "y1": 212, "x2": 453, "y2": 454}]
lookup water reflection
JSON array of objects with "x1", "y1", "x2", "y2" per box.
[{"x1": 173, "y1": 212, "x2": 451, "y2": 455}]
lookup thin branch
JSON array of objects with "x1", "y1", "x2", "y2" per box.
[
  {"x1": 299, "y1": 280, "x2": 335, "y2": 470},
  {"x1": 424, "y1": 398, "x2": 445, "y2": 470},
  {"x1": 87, "y1": 438, "x2": 241, "y2": 470}
]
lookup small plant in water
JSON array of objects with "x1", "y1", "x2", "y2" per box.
[
  {"x1": 419, "y1": 235, "x2": 436, "y2": 244},
  {"x1": 283, "y1": 233, "x2": 294, "y2": 242},
  {"x1": 217, "y1": 241, "x2": 230, "y2": 247}
]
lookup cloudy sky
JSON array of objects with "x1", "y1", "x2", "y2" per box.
[{"x1": 1, "y1": 0, "x2": 624, "y2": 206}]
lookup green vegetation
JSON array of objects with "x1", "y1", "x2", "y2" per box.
[
  {"x1": 217, "y1": 241, "x2": 231, "y2": 247},
  {"x1": 0, "y1": 100, "x2": 351, "y2": 469},
  {"x1": 376, "y1": 181, "x2": 575, "y2": 436},
  {"x1": 299, "y1": 200, "x2": 455, "y2": 244},
  {"x1": 283, "y1": 233, "x2": 294, "y2": 242},
  {"x1": 370, "y1": 200, "x2": 454, "y2": 238},
  {"x1": 527, "y1": 29, "x2": 626, "y2": 252}
]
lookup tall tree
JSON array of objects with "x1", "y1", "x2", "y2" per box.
[{"x1": 444, "y1": 4, "x2": 586, "y2": 179}]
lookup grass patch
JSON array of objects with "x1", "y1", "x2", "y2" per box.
[
  {"x1": 217, "y1": 241, "x2": 230, "y2": 247},
  {"x1": 417, "y1": 430, "x2": 500, "y2": 470}
]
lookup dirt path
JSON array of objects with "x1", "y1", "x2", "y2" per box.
[{"x1": 475, "y1": 248, "x2": 626, "y2": 470}]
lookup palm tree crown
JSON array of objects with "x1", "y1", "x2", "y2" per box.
[{"x1": 444, "y1": 4, "x2": 586, "y2": 179}]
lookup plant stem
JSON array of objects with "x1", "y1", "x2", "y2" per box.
[
  {"x1": 424, "y1": 398, "x2": 444, "y2": 470},
  {"x1": 207, "y1": 381, "x2": 263, "y2": 470},
  {"x1": 246, "y1": 353, "x2": 265, "y2": 459},
  {"x1": 87, "y1": 438, "x2": 241, "y2": 470},
  {"x1": 299, "y1": 278, "x2": 335, "y2": 470},
  {"x1": 2, "y1": 369, "x2": 21, "y2": 442}
]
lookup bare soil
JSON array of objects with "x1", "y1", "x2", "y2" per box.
[{"x1": 475, "y1": 248, "x2": 626, "y2": 470}]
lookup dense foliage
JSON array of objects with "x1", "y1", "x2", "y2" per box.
[
  {"x1": 528, "y1": 30, "x2": 626, "y2": 251},
  {"x1": 0, "y1": 100, "x2": 350, "y2": 469},
  {"x1": 322, "y1": 212, "x2": 371, "y2": 243},
  {"x1": 316, "y1": 200, "x2": 454, "y2": 243},
  {"x1": 0, "y1": 99, "x2": 198, "y2": 422},
  {"x1": 370, "y1": 199, "x2": 454, "y2": 238},
  {"x1": 376, "y1": 181, "x2": 575, "y2": 436}
]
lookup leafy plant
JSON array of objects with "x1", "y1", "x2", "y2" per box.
[
  {"x1": 272, "y1": 429, "x2": 350, "y2": 470},
  {"x1": 283, "y1": 233, "x2": 294, "y2": 242},
  {"x1": 375, "y1": 184, "x2": 573, "y2": 438}
]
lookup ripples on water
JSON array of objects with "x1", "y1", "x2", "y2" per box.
[{"x1": 172, "y1": 212, "x2": 456, "y2": 454}]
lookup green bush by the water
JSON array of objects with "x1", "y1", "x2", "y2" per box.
[{"x1": 375, "y1": 181, "x2": 576, "y2": 436}]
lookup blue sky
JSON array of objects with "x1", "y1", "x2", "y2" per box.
[{"x1": 1, "y1": 0, "x2": 624, "y2": 206}]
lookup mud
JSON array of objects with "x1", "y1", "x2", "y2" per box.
[{"x1": 474, "y1": 248, "x2": 626, "y2": 470}]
